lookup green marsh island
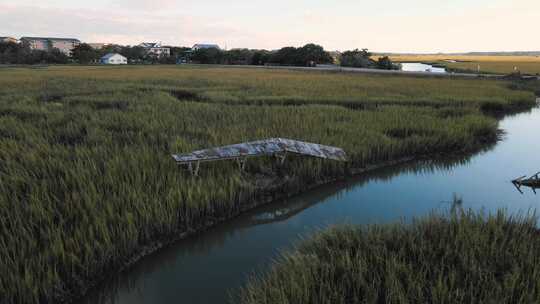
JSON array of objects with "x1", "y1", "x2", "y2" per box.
[{"x1": 0, "y1": 65, "x2": 539, "y2": 303}]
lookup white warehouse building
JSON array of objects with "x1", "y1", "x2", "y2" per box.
[{"x1": 100, "y1": 53, "x2": 128, "y2": 65}]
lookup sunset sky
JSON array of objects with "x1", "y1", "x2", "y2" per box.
[{"x1": 0, "y1": 0, "x2": 538, "y2": 52}]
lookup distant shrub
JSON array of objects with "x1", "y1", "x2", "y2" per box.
[{"x1": 340, "y1": 48, "x2": 374, "y2": 68}]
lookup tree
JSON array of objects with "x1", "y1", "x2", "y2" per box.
[
  {"x1": 71, "y1": 43, "x2": 99, "y2": 64},
  {"x1": 269, "y1": 47, "x2": 300, "y2": 65},
  {"x1": 224, "y1": 49, "x2": 253, "y2": 65},
  {"x1": 376, "y1": 56, "x2": 399, "y2": 70},
  {"x1": 169, "y1": 47, "x2": 191, "y2": 62},
  {"x1": 0, "y1": 42, "x2": 24, "y2": 64},
  {"x1": 119, "y1": 46, "x2": 147, "y2": 63},
  {"x1": 268, "y1": 44, "x2": 332, "y2": 66},
  {"x1": 191, "y1": 47, "x2": 224, "y2": 64},
  {"x1": 44, "y1": 48, "x2": 69, "y2": 64},
  {"x1": 0, "y1": 41, "x2": 68, "y2": 64},
  {"x1": 340, "y1": 49, "x2": 375, "y2": 68},
  {"x1": 298, "y1": 43, "x2": 333, "y2": 66},
  {"x1": 250, "y1": 50, "x2": 271, "y2": 65}
]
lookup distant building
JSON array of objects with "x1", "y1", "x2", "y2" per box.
[
  {"x1": 192, "y1": 43, "x2": 220, "y2": 50},
  {"x1": 20, "y1": 37, "x2": 80, "y2": 55},
  {"x1": 139, "y1": 42, "x2": 170, "y2": 57},
  {"x1": 328, "y1": 51, "x2": 341, "y2": 64},
  {"x1": 88, "y1": 43, "x2": 108, "y2": 50},
  {"x1": 0, "y1": 37, "x2": 18, "y2": 44},
  {"x1": 100, "y1": 53, "x2": 128, "y2": 65}
]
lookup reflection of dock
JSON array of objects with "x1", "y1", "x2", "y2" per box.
[
  {"x1": 248, "y1": 201, "x2": 314, "y2": 226},
  {"x1": 172, "y1": 138, "x2": 347, "y2": 175}
]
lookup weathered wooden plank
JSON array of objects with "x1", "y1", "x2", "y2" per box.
[{"x1": 172, "y1": 138, "x2": 347, "y2": 164}]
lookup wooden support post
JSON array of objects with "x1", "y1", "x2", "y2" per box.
[
  {"x1": 186, "y1": 161, "x2": 201, "y2": 176},
  {"x1": 275, "y1": 152, "x2": 287, "y2": 165},
  {"x1": 193, "y1": 161, "x2": 200, "y2": 176},
  {"x1": 237, "y1": 156, "x2": 247, "y2": 171},
  {"x1": 512, "y1": 181, "x2": 524, "y2": 195}
]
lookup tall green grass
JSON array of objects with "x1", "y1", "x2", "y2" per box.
[
  {"x1": 240, "y1": 210, "x2": 540, "y2": 304},
  {"x1": 0, "y1": 66, "x2": 536, "y2": 303},
  {"x1": 0, "y1": 65, "x2": 535, "y2": 110}
]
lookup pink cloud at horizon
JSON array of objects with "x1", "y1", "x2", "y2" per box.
[{"x1": 0, "y1": 1, "x2": 538, "y2": 53}]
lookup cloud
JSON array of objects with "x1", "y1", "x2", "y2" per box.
[
  {"x1": 0, "y1": 4, "x2": 248, "y2": 47},
  {"x1": 0, "y1": 1, "x2": 538, "y2": 52},
  {"x1": 110, "y1": 0, "x2": 178, "y2": 11}
]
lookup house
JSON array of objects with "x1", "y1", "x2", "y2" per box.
[
  {"x1": 0, "y1": 37, "x2": 18, "y2": 44},
  {"x1": 328, "y1": 51, "x2": 342, "y2": 64},
  {"x1": 20, "y1": 37, "x2": 80, "y2": 55},
  {"x1": 100, "y1": 53, "x2": 128, "y2": 65},
  {"x1": 139, "y1": 42, "x2": 170, "y2": 57},
  {"x1": 192, "y1": 43, "x2": 220, "y2": 50}
]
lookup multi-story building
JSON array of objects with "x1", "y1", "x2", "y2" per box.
[
  {"x1": 0, "y1": 37, "x2": 18, "y2": 44},
  {"x1": 20, "y1": 37, "x2": 80, "y2": 55}
]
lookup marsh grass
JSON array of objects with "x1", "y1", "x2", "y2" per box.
[
  {"x1": 0, "y1": 66, "x2": 536, "y2": 303},
  {"x1": 387, "y1": 55, "x2": 540, "y2": 75},
  {"x1": 239, "y1": 210, "x2": 540, "y2": 304},
  {"x1": 447, "y1": 62, "x2": 540, "y2": 75}
]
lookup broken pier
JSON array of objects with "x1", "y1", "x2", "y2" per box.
[{"x1": 172, "y1": 138, "x2": 347, "y2": 176}]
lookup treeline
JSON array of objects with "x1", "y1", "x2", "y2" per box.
[
  {"x1": 0, "y1": 41, "x2": 70, "y2": 64},
  {"x1": 190, "y1": 44, "x2": 333, "y2": 66},
  {"x1": 190, "y1": 44, "x2": 399, "y2": 69},
  {"x1": 0, "y1": 41, "x2": 399, "y2": 69},
  {"x1": 71, "y1": 44, "x2": 192, "y2": 64},
  {"x1": 0, "y1": 41, "x2": 190, "y2": 65}
]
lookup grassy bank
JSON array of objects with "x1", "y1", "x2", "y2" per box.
[
  {"x1": 387, "y1": 55, "x2": 540, "y2": 75},
  {"x1": 0, "y1": 66, "x2": 536, "y2": 303},
  {"x1": 240, "y1": 211, "x2": 540, "y2": 304}
]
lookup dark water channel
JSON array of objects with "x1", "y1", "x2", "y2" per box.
[{"x1": 80, "y1": 107, "x2": 540, "y2": 304}]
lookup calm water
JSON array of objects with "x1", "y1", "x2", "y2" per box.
[
  {"x1": 401, "y1": 62, "x2": 447, "y2": 73},
  {"x1": 80, "y1": 107, "x2": 540, "y2": 304}
]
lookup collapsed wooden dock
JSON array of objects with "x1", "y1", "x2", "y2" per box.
[
  {"x1": 512, "y1": 172, "x2": 540, "y2": 194},
  {"x1": 172, "y1": 138, "x2": 347, "y2": 175}
]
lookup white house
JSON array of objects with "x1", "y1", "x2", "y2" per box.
[
  {"x1": 100, "y1": 53, "x2": 128, "y2": 65},
  {"x1": 139, "y1": 42, "x2": 170, "y2": 57}
]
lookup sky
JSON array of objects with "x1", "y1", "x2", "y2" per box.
[{"x1": 0, "y1": 0, "x2": 538, "y2": 53}]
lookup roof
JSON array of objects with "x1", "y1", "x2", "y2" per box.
[
  {"x1": 20, "y1": 37, "x2": 80, "y2": 42},
  {"x1": 172, "y1": 138, "x2": 347, "y2": 164},
  {"x1": 139, "y1": 42, "x2": 161, "y2": 48},
  {"x1": 193, "y1": 43, "x2": 220, "y2": 49},
  {"x1": 100, "y1": 53, "x2": 126, "y2": 60}
]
